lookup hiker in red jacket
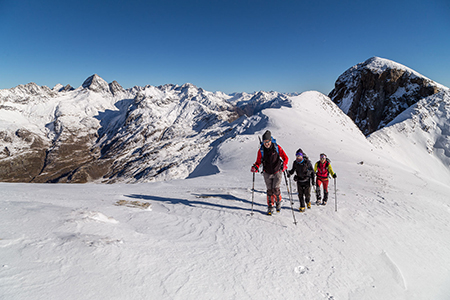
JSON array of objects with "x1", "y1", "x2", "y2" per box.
[
  {"x1": 314, "y1": 153, "x2": 337, "y2": 205},
  {"x1": 251, "y1": 130, "x2": 288, "y2": 215}
]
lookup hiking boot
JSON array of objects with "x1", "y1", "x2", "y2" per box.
[
  {"x1": 322, "y1": 201, "x2": 327, "y2": 206},
  {"x1": 307, "y1": 202, "x2": 311, "y2": 209},
  {"x1": 276, "y1": 201, "x2": 281, "y2": 212},
  {"x1": 267, "y1": 206, "x2": 274, "y2": 215},
  {"x1": 316, "y1": 199, "x2": 322, "y2": 205},
  {"x1": 323, "y1": 192, "x2": 328, "y2": 202},
  {"x1": 299, "y1": 207, "x2": 306, "y2": 212}
]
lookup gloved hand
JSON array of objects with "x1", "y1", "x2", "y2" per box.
[
  {"x1": 286, "y1": 172, "x2": 291, "y2": 178},
  {"x1": 333, "y1": 173, "x2": 337, "y2": 178},
  {"x1": 294, "y1": 175, "x2": 298, "y2": 182},
  {"x1": 251, "y1": 165, "x2": 259, "y2": 173}
]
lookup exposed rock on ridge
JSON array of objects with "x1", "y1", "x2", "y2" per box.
[{"x1": 329, "y1": 57, "x2": 444, "y2": 135}]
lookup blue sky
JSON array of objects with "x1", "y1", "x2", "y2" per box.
[{"x1": 1, "y1": 0, "x2": 449, "y2": 94}]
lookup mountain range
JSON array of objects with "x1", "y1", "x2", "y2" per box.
[
  {"x1": 2, "y1": 57, "x2": 450, "y2": 299},
  {"x1": 1, "y1": 57, "x2": 448, "y2": 183}
]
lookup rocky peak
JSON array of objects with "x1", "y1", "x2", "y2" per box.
[
  {"x1": 61, "y1": 84, "x2": 75, "y2": 92},
  {"x1": 82, "y1": 74, "x2": 110, "y2": 93},
  {"x1": 329, "y1": 57, "x2": 443, "y2": 135},
  {"x1": 109, "y1": 80, "x2": 125, "y2": 96}
]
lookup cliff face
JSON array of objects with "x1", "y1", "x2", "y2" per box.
[{"x1": 329, "y1": 57, "x2": 444, "y2": 135}]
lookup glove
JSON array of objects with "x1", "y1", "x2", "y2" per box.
[
  {"x1": 286, "y1": 172, "x2": 291, "y2": 178},
  {"x1": 251, "y1": 165, "x2": 259, "y2": 173},
  {"x1": 294, "y1": 175, "x2": 298, "y2": 182},
  {"x1": 333, "y1": 173, "x2": 337, "y2": 178}
]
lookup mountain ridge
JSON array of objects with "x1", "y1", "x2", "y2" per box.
[
  {"x1": 0, "y1": 75, "x2": 292, "y2": 183},
  {"x1": 1, "y1": 58, "x2": 449, "y2": 183}
]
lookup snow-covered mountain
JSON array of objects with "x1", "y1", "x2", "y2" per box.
[
  {"x1": 0, "y1": 76, "x2": 292, "y2": 183},
  {"x1": 329, "y1": 57, "x2": 447, "y2": 135},
  {"x1": 228, "y1": 90, "x2": 291, "y2": 116},
  {"x1": 1, "y1": 90, "x2": 449, "y2": 299},
  {"x1": 1, "y1": 58, "x2": 449, "y2": 184}
]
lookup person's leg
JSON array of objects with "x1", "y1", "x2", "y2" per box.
[
  {"x1": 273, "y1": 172, "x2": 282, "y2": 212},
  {"x1": 316, "y1": 178, "x2": 323, "y2": 204},
  {"x1": 323, "y1": 179, "x2": 329, "y2": 204},
  {"x1": 305, "y1": 185, "x2": 311, "y2": 208}
]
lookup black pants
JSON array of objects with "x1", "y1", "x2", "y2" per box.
[{"x1": 297, "y1": 183, "x2": 311, "y2": 208}]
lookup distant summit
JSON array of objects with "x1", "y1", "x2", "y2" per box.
[
  {"x1": 329, "y1": 56, "x2": 445, "y2": 135},
  {"x1": 81, "y1": 74, "x2": 126, "y2": 95},
  {"x1": 82, "y1": 74, "x2": 111, "y2": 93}
]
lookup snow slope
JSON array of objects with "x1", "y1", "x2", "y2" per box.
[
  {"x1": 1, "y1": 91, "x2": 450, "y2": 300},
  {"x1": 368, "y1": 89, "x2": 450, "y2": 184}
]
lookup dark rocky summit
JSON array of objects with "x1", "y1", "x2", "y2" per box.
[{"x1": 329, "y1": 57, "x2": 443, "y2": 135}]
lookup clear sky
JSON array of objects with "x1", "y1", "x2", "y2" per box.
[{"x1": 1, "y1": 0, "x2": 449, "y2": 94}]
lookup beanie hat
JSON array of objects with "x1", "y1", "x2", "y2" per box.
[
  {"x1": 295, "y1": 148, "x2": 304, "y2": 156},
  {"x1": 262, "y1": 130, "x2": 271, "y2": 141}
]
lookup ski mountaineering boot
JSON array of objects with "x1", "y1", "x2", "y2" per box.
[
  {"x1": 316, "y1": 188, "x2": 322, "y2": 205},
  {"x1": 267, "y1": 195, "x2": 274, "y2": 215},
  {"x1": 323, "y1": 191, "x2": 328, "y2": 205},
  {"x1": 299, "y1": 207, "x2": 306, "y2": 212},
  {"x1": 307, "y1": 202, "x2": 311, "y2": 209},
  {"x1": 275, "y1": 195, "x2": 281, "y2": 212}
]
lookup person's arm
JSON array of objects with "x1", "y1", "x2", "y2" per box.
[
  {"x1": 278, "y1": 145, "x2": 288, "y2": 171},
  {"x1": 328, "y1": 164, "x2": 336, "y2": 178},
  {"x1": 251, "y1": 150, "x2": 262, "y2": 172}
]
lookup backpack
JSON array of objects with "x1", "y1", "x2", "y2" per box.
[
  {"x1": 259, "y1": 137, "x2": 282, "y2": 172},
  {"x1": 259, "y1": 137, "x2": 279, "y2": 158},
  {"x1": 316, "y1": 157, "x2": 331, "y2": 178}
]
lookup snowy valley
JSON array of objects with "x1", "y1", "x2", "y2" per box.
[{"x1": 1, "y1": 57, "x2": 450, "y2": 299}]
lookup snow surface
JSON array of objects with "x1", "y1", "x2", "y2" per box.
[{"x1": 1, "y1": 91, "x2": 450, "y2": 299}]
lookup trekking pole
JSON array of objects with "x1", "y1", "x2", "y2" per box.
[
  {"x1": 334, "y1": 177, "x2": 337, "y2": 212},
  {"x1": 251, "y1": 172, "x2": 255, "y2": 215},
  {"x1": 283, "y1": 171, "x2": 297, "y2": 225},
  {"x1": 289, "y1": 175, "x2": 294, "y2": 206}
]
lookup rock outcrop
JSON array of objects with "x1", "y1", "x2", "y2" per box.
[{"x1": 329, "y1": 57, "x2": 444, "y2": 135}]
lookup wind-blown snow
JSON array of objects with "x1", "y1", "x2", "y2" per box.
[{"x1": 1, "y1": 91, "x2": 450, "y2": 299}]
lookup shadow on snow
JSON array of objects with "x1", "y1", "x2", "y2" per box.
[{"x1": 124, "y1": 192, "x2": 271, "y2": 215}]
